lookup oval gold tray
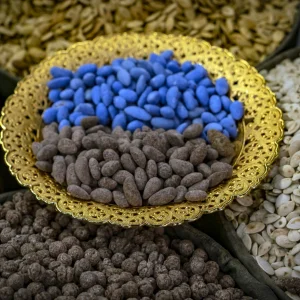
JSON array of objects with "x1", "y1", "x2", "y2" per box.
[{"x1": 0, "y1": 33, "x2": 283, "y2": 227}]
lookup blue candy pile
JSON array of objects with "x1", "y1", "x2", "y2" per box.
[{"x1": 43, "y1": 50, "x2": 244, "y2": 140}]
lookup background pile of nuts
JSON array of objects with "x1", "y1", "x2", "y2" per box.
[
  {"x1": 0, "y1": 190, "x2": 254, "y2": 300},
  {"x1": 0, "y1": 0, "x2": 298, "y2": 77},
  {"x1": 224, "y1": 57, "x2": 300, "y2": 300}
]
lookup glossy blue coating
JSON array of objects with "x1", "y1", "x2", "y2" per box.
[
  {"x1": 96, "y1": 103, "x2": 109, "y2": 125},
  {"x1": 112, "y1": 112, "x2": 127, "y2": 129},
  {"x1": 91, "y1": 86, "x2": 101, "y2": 105},
  {"x1": 76, "y1": 63, "x2": 97, "y2": 77},
  {"x1": 166, "y1": 86, "x2": 180, "y2": 109},
  {"x1": 108, "y1": 105, "x2": 118, "y2": 119},
  {"x1": 57, "y1": 106, "x2": 69, "y2": 123},
  {"x1": 127, "y1": 120, "x2": 145, "y2": 132},
  {"x1": 97, "y1": 65, "x2": 113, "y2": 77},
  {"x1": 160, "y1": 106, "x2": 175, "y2": 119},
  {"x1": 151, "y1": 117, "x2": 175, "y2": 130},
  {"x1": 45, "y1": 51, "x2": 243, "y2": 137},
  {"x1": 53, "y1": 100, "x2": 74, "y2": 111},
  {"x1": 144, "y1": 104, "x2": 161, "y2": 117},
  {"x1": 117, "y1": 68, "x2": 131, "y2": 87},
  {"x1": 47, "y1": 77, "x2": 70, "y2": 89},
  {"x1": 59, "y1": 119, "x2": 71, "y2": 131},
  {"x1": 111, "y1": 81, "x2": 123, "y2": 94},
  {"x1": 70, "y1": 78, "x2": 84, "y2": 90},
  {"x1": 113, "y1": 96, "x2": 127, "y2": 110},
  {"x1": 42, "y1": 107, "x2": 57, "y2": 124},
  {"x1": 50, "y1": 66, "x2": 73, "y2": 78},
  {"x1": 119, "y1": 89, "x2": 138, "y2": 103},
  {"x1": 176, "y1": 102, "x2": 189, "y2": 120},
  {"x1": 147, "y1": 91, "x2": 160, "y2": 104},
  {"x1": 101, "y1": 84, "x2": 113, "y2": 106},
  {"x1": 60, "y1": 88, "x2": 74, "y2": 100},
  {"x1": 215, "y1": 77, "x2": 229, "y2": 96},
  {"x1": 209, "y1": 95, "x2": 222, "y2": 113},
  {"x1": 230, "y1": 101, "x2": 244, "y2": 121},
  {"x1": 48, "y1": 89, "x2": 60, "y2": 103},
  {"x1": 82, "y1": 72, "x2": 95, "y2": 87},
  {"x1": 74, "y1": 88, "x2": 85, "y2": 106},
  {"x1": 176, "y1": 122, "x2": 190, "y2": 134},
  {"x1": 136, "y1": 75, "x2": 146, "y2": 95},
  {"x1": 183, "y1": 90, "x2": 198, "y2": 110},
  {"x1": 221, "y1": 96, "x2": 231, "y2": 112},
  {"x1": 74, "y1": 103, "x2": 94, "y2": 116},
  {"x1": 124, "y1": 106, "x2": 151, "y2": 121},
  {"x1": 196, "y1": 85, "x2": 209, "y2": 106}
]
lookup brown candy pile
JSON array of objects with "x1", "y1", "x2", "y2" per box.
[
  {"x1": 33, "y1": 118, "x2": 235, "y2": 207},
  {"x1": 0, "y1": 190, "x2": 254, "y2": 300}
]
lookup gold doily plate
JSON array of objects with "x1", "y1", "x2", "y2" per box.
[{"x1": 0, "y1": 33, "x2": 283, "y2": 227}]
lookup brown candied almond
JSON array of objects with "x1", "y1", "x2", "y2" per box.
[
  {"x1": 75, "y1": 156, "x2": 91, "y2": 185},
  {"x1": 185, "y1": 190, "x2": 207, "y2": 202},
  {"x1": 170, "y1": 145, "x2": 190, "y2": 161},
  {"x1": 52, "y1": 156, "x2": 66, "y2": 185},
  {"x1": 123, "y1": 177, "x2": 142, "y2": 207},
  {"x1": 183, "y1": 123, "x2": 203, "y2": 139},
  {"x1": 165, "y1": 130, "x2": 185, "y2": 147},
  {"x1": 142, "y1": 145, "x2": 166, "y2": 162},
  {"x1": 164, "y1": 174, "x2": 181, "y2": 188},
  {"x1": 130, "y1": 146, "x2": 147, "y2": 168},
  {"x1": 207, "y1": 130, "x2": 235, "y2": 157},
  {"x1": 67, "y1": 185, "x2": 90, "y2": 200},
  {"x1": 169, "y1": 159, "x2": 194, "y2": 177},
  {"x1": 143, "y1": 177, "x2": 163, "y2": 200},
  {"x1": 148, "y1": 187, "x2": 177, "y2": 206},
  {"x1": 135, "y1": 167, "x2": 148, "y2": 191},
  {"x1": 90, "y1": 188, "x2": 112, "y2": 204}
]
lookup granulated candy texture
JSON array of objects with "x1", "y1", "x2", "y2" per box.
[
  {"x1": 0, "y1": 194, "x2": 254, "y2": 300},
  {"x1": 34, "y1": 122, "x2": 237, "y2": 207}
]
